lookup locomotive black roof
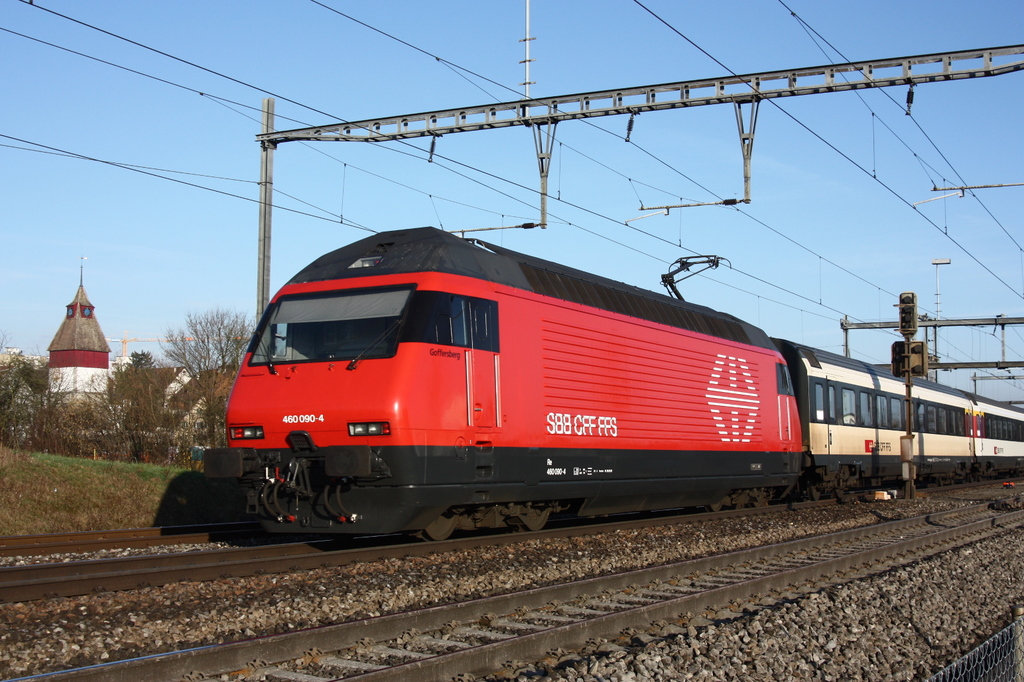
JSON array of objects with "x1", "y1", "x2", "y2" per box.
[{"x1": 289, "y1": 227, "x2": 774, "y2": 350}]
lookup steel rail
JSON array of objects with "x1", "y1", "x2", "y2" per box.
[
  {"x1": 0, "y1": 500, "x2": 830, "y2": 603},
  {"x1": 2, "y1": 477, "x2": 1016, "y2": 603},
  {"x1": 0, "y1": 522, "x2": 263, "y2": 557},
  {"x1": 0, "y1": 485, "x2": 1010, "y2": 604},
  {"x1": 14, "y1": 503, "x2": 1024, "y2": 682}
]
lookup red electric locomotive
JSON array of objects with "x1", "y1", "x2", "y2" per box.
[{"x1": 205, "y1": 227, "x2": 802, "y2": 538}]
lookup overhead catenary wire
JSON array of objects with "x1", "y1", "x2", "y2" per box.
[
  {"x1": 631, "y1": 0, "x2": 1024, "y2": 303},
  {"x1": 6, "y1": 1, "x2": 974, "y2": 333},
  {"x1": 0, "y1": 133, "x2": 375, "y2": 232},
  {"x1": 777, "y1": 0, "x2": 1024, "y2": 257},
  {"x1": 305, "y1": 0, "x2": 911, "y2": 311}
]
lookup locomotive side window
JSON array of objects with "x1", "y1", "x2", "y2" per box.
[
  {"x1": 250, "y1": 287, "x2": 412, "y2": 365},
  {"x1": 813, "y1": 383, "x2": 825, "y2": 422},
  {"x1": 471, "y1": 299, "x2": 498, "y2": 350},
  {"x1": 406, "y1": 292, "x2": 499, "y2": 352},
  {"x1": 435, "y1": 297, "x2": 469, "y2": 346},
  {"x1": 828, "y1": 385, "x2": 837, "y2": 424},
  {"x1": 776, "y1": 364, "x2": 794, "y2": 396},
  {"x1": 842, "y1": 388, "x2": 856, "y2": 425}
]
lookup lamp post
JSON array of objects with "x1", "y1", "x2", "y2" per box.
[{"x1": 931, "y1": 258, "x2": 951, "y2": 379}]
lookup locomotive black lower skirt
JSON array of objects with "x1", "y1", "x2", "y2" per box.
[{"x1": 208, "y1": 444, "x2": 803, "y2": 534}]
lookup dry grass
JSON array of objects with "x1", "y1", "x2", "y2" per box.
[{"x1": 0, "y1": 447, "x2": 247, "y2": 535}]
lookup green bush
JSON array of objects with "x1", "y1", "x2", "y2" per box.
[{"x1": 0, "y1": 447, "x2": 247, "y2": 535}]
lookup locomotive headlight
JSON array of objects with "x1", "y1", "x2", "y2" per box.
[
  {"x1": 348, "y1": 421, "x2": 391, "y2": 436},
  {"x1": 230, "y1": 426, "x2": 265, "y2": 440}
]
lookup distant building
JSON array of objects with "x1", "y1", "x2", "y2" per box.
[
  {"x1": 47, "y1": 284, "x2": 111, "y2": 395},
  {"x1": 0, "y1": 347, "x2": 46, "y2": 367}
]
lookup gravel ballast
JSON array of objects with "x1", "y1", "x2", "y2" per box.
[{"x1": 0, "y1": 492, "x2": 1019, "y2": 679}]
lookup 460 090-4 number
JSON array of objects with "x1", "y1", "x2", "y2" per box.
[{"x1": 281, "y1": 414, "x2": 324, "y2": 424}]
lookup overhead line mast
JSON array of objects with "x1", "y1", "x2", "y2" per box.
[{"x1": 254, "y1": 44, "x2": 1024, "y2": 313}]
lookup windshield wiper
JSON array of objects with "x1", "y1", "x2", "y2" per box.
[{"x1": 346, "y1": 319, "x2": 402, "y2": 371}]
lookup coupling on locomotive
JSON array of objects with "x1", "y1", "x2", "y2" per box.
[{"x1": 204, "y1": 227, "x2": 1024, "y2": 539}]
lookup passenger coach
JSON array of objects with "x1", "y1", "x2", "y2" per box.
[{"x1": 775, "y1": 340, "x2": 1024, "y2": 495}]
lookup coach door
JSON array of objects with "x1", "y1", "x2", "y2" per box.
[{"x1": 810, "y1": 378, "x2": 835, "y2": 456}]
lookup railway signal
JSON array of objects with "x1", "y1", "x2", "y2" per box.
[
  {"x1": 892, "y1": 291, "x2": 923, "y2": 500},
  {"x1": 891, "y1": 339, "x2": 929, "y2": 378},
  {"x1": 898, "y1": 292, "x2": 918, "y2": 339}
]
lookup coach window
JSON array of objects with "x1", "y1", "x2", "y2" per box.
[
  {"x1": 814, "y1": 383, "x2": 826, "y2": 422},
  {"x1": 916, "y1": 403, "x2": 925, "y2": 431},
  {"x1": 876, "y1": 395, "x2": 889, "y2": 429},
  {"x1": 828, "y1": 385, "x2": 837, "y2": 424},
  {"x1": 926, "y1": 405, "x2": 937, "y2": 433},
  {"x1": 937, "y1": 408, "x2": 947, "y2": 434},
  {"x1": 890, "y1": 397, "x2": 903, "y2": 430},
  {"x1": 859, "y1": 391, "x2": 874, "y2": 428},
  {"x1": 842, "y1": 388, "x2": 857, "y2": 425}
]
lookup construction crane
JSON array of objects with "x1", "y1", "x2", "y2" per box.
[{"x1": 107, "y1": 333, "x2": 165, "y2": 359}]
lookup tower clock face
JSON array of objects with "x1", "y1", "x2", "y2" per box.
[
  {"x1": 83, "y1": 308, "x2": 92, "y2": 317},
  {"x1": 67, "y1": 307, "x2": 74, "y2": 317}
]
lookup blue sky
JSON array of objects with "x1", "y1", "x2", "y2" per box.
[{"x1": 2, "y1": 0, "x2": 1022, "y2": 398}]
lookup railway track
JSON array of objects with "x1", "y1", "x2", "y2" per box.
[
  {"x1": 0, "y1": 521, "x2": 262, "y2": 558},
  {"x1": 2, "y1": 477, "x2": 1017, "y2": 604},
  {"x1": 17, "y1": 500, "x2": 1024, "y2": 682},
  {"x1": 1, "y1": 479, "x2": 1016, "y2": 604},
  {"x1": 0, "y1": 501, "x2": 831, "y2": 603}
]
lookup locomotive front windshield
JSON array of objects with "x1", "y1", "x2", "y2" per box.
[{"x1": 249, "y1": 288, "x2": 412, "y2": 365}]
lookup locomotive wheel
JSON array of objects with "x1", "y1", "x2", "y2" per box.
[
  {"x1": 419, "y1": 511, "x2": 458, "y2": 541},
  {"x1": 513, "y1": 506, "x2": 551, "y2": 532},
  {"x1": 746, "y1": 488, "x2": 771, "y2": 507}
]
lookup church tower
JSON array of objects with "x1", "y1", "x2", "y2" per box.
[{"x1": 48, "y1": 282, "x2": 111, "y2": 395}]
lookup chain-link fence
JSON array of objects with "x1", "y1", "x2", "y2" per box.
[{"x1": 927, "y1": 610, "x2": 1024, "y2": 682}]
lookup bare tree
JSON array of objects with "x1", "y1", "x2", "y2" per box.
[
  {"x1": 97, "y1": 356, "x2": 178, "y2": 461},
  {"x1": 163, "y1": 308, "x2": 253, "y2": 449}
]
